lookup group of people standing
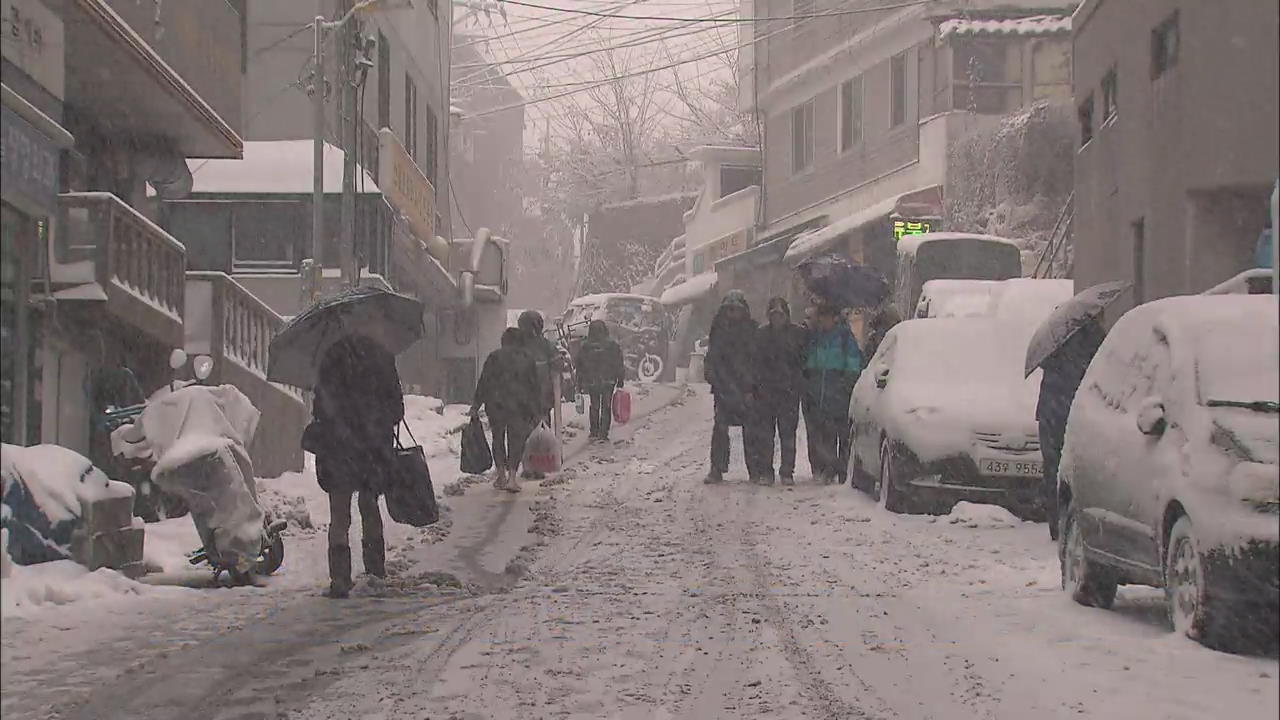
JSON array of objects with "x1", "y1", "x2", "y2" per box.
[{"x1": 703, "y1": 291, "x2": 896, "y2": 486}]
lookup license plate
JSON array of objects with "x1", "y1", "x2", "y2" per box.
[{"x1": 979, "y1": 458, "x2": 1041, "y2": 477}]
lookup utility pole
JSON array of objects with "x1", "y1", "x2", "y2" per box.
[
  {"x1": 305, "y1": 14, "x2": 326, "y2": 305},
  {"x1": 339, "y1": 4, "x2": 359, "y2": 288}
]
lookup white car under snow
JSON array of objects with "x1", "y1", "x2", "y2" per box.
[{"x1": 848, "y1": 316, "x2": 1044, "y2": 515}]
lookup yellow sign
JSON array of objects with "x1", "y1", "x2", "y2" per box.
[{"x1": 378, "y1": 128, "x2": 436, "y2": 244}]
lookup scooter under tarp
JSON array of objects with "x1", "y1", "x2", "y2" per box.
[{"x1": 114, "y1": 384, "x2": 266, "y2": 574}]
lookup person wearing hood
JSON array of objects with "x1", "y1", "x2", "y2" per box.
[
  {"x1": 1036, "y1": 317, "x2": 1106, "y2": 540},
  {"x1": 517, "y1": 310, "x2": 562, "y2": 478},
  {"x1": 471, "y1": 327, "x2": 541, "y2": 492},
  {"x1": 749, "y1": 297, "x2": 807, "y2": 485},
  {"x1": 704, "y1": 290, "x2": 760, "y2": 483},
  {"x1": 802, "y1": 303, "x2": 863, "y2": 484},
  {"x1": 575, "y1": 320, "x2": 626, "y2": 441}
]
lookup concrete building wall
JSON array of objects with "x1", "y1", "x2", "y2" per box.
[{"x1": 1073, "y1": 0, "x2": 1278, "y2": 307}]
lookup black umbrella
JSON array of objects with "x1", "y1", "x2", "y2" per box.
[
  {"x1": 796, "y1": 254, "x2": 889, "y2": 308},
  {"x1": 268, "y1": 285, "x2": 425, "y2": 389},
  {"x1": 1024, "y1": 280, "x2": 1129, "y2": 377}
]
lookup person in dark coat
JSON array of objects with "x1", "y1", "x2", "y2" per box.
[
  {"x1": 575, "y1": 320, "x2": 625, "y2": 442},
  {"x1": 749, "y1": 297, "x2": 807, "y2": 486},
  {"x1": 704, "y1": 290, "x2": 759, "y2": 484},
  {"x1": 309, "y1": 334, "x2": 404, "y2": 598},
  {"x1": 802, "y1": 304, "x2": 863, "y2": 485},
  {"x1": 861, "y1": 297, "x2": 902, "y2": 361},
  {"x1": 472, "y1": 327, "x2": 541, "y2": 493},
  {"x1": 1037, "y1": 317, "x2": 1106, "y2": 540},
  {"x1": 518, "y1": 310, "x2": 562, "y2": 478}
]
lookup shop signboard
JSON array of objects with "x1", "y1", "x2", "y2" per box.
[
  {"x1": 1, "y1": 104, "x2": 60, "y2": 214},
  {"x1": 378, "y1": 128, "x2": 436, "y2": 245}
]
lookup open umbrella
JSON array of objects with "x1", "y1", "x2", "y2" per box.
[
  {"x1": 268, "y1": 285, "x2": 425, "y2": 389},
  {"x1": 795, "y1": 254, "x2": 889, "y2": 309},
  {"x1": 1024, "y1": 280, "x2": 1130, "y2": 377}
]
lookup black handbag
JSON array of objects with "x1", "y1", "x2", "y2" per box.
[
  {"x1": 384, "y1": 422, "x2": 439, "y2": 527},
  {"x1": 460, "y1": 416, "x2": 493, "y2": 475}
]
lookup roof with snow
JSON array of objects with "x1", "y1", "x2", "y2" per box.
[
  {"x1": 937, "y1": 15, "x2": 1071, "y2": 40},
  {"x1": 188, "y1": 140, "x2": 380, "y2": 195},
  {"x1": 659, "y1": 271, "x2": 718, "y2": 307},
  {"x1": 897, "y1": 232, "x2": 1022, "y2": 257}
]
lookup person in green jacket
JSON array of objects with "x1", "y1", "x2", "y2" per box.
[{"x1": 802, "y1": 304, "x2": 863, "y2": 484}]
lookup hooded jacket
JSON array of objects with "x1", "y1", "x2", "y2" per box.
[
  {"x1": 753, "y1": 297, "x2": 807, "y2": 397},
  {"x1": 475, "y1": 327, "x2": 542, "y2": 420},
  {"x1": 803, "y1": 320, "x2": 862, "y2": 420},
  {"x1": 706, "y1": 291, "x2": 758, "y2": 414},
  {"x1": 575, "y1": 320, "x2": 626, "y2": 389},
  {"x1": 518, "y1": 310, "x2": 558, "y2": 413}
]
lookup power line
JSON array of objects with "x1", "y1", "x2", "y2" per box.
[{"x1": 497, "y1": 0, "x2": 931, "y2": 22}]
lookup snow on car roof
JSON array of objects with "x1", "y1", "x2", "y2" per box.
[
  {"x1": 897, "y1": 232, "x2": 1021, "y2": 257},
  {"x1": 885, "y1": 316, "x2": 1040, "y2": 386}
]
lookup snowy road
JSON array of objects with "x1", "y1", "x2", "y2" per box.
[{"x1": 3, "y1": 389, "x2": 1277, "y2": 720}]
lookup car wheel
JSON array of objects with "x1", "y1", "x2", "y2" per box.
[
  {"x1": 877, "y1": 439, "x2": 909, "y2": 513},
  {"x1": 1165, "y1": 515, "x2": 1218, "y2": 645},
  {"x1": 1060, "y1": 508, "x2": 1118, "y2": 609},
  {"x1": 848, "y1": 431, "x2": 866, "y2": 493}
]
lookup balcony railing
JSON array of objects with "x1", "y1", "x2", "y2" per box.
[
  {"x1": 57, "y1": 192, "x2": 186, "y2": 345},
  {"x1": 186, "y1": 272, "x2": 302, "y2": 400}
]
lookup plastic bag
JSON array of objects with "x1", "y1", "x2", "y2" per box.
[
  {"x1": 460, "y1": 416, "x2": 493, "y2": 475},
  {"x1": 612, "y1": 388, "x2": 632, "y2": 425},
  {"x1": 522, "y1": 421, "x2": 560, "y2": 474}
]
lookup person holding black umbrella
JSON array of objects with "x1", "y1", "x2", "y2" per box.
[
  {"x1": 306, "y1": 334, "x2": 404, "y2": 599},
  {"x1": 802, "y1": 304, "x2": 863, "y2": 485}
]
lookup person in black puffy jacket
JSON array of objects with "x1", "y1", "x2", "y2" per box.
[
  {"x1": 472, "y1": 328, "x2": 541, "y2": 493},
  {"x1": 704, "y1": 290, "x2": 759, "y2": 484},
  {"x1": 574, "y1": 320, "x2": 625, "y2": 441},
  {"x1": 749, "y1": 297, "x2": 807, "y2": 485}
]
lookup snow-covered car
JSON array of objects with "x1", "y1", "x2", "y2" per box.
[
  {"x1": 1057, "y1": 295, "x2": 1279, "y2": 651},
  {"x1": 848, "y1": 317, "x2": 1044, "y2": 515},
  {"x1": 914, "y1": 279, "x2": 1003, "y2": 318},
  {"x1": 985, "y1": 278, "x2": 1074, "y2": 325}
]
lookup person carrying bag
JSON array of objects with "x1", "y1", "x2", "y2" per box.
[{"x1": 384, "y1": 420, "x2": 438, "y2": 528}]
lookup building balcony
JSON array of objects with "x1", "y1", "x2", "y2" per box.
[
  {"x1": 184, "y1": 271, "x2": 305, "y2": 476},
  {"x1": 54, "y1": 192, "x2": 186, "y2": 347}
]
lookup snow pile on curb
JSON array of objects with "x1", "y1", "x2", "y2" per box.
[
  {"x1": 403, "y1": 396, "x2": 472, "y2": 458},
  {"x1": 2, "y1": 443, "x2": 133, "y2": 523},
  {"x1": 2, "y1": 560, "x2": 186, "y2": 618},
  {"x1": 945, "y1": 501, "x2": 1023, "y2": 529}
]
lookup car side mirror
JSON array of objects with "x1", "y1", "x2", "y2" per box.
[
  {"x1": 874, "y1": 366, "x2": 890, "y2": 389},
  {"x1": 1136, "y1": 397, "x2": 1167, "y2": 436}
]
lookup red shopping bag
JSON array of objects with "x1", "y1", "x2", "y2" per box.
[{"x1": 612, "y1": 388, "x2": 632, "y2": 425}]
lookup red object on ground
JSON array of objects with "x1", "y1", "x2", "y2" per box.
[{"x1": 612, "y1": 388, "x2": 632, "y2": 425}]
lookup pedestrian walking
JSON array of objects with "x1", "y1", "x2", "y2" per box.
[
  {"x1": 749, "y1": 297, "x2": 807, "y2": 486},
  {"x1": 471, "y1": 327, "x2": 541, "y2": 493},
  {"x1": 518, "y1": 310, "x2": 562, "y2": 479},
  {"x1": 704, "y1": 290, "x2": 759, "y2": 484},
  {"x1": 574, "y1": 319, "x2": 626, "y2": 442},
  {"x1": 307, "y1": 334, "x2": 404, "y2": 599},
  {"x1": 1037, "y1": 317, "x2": 1106, "y2": 540},
  {"x1": 861, "y1": 295, "x2": 902, "y2": 360},
  {"x1": 802, "y1": 304, "x2": 863, "y2": 485}
]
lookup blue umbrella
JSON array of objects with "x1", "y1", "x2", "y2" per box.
[
  {"x1": 796, "y1": 254, "x2": 889, "y2": 308},
  {"x1": 1024, "y1": 280, "x2": 1130, "y2": 377},
  {"x1": 268, "y1": 285, "x2": 425, "y2": 389}
]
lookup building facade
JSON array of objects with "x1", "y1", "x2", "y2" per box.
[{"x1": 1072, "y1": 0, "x2": 1279, "y2": 309}]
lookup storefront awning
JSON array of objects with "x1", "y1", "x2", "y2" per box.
[
  {"x1": 783, "y1": 195, "x2": 901, "y2": 265},
  {"x1": 660, "y1": 271, "x2": 718, "y2": 307}
]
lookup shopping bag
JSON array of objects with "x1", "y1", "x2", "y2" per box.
[
  {"x1": 460, "y1": 416, "x2": 493, "y2": 475},
  {"x1": 385, "y1": 423, "x2": 439, "y2": 527},
  {"x1": 522, "y1": 421, "x2": 560, "y2": 474},
  {"x1": 612, "y1": 388, "x2": 632, "y2": 425}
]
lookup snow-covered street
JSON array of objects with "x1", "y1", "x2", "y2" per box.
[{"x1": 3, "y1": 388, "x2": 1276, "y2": 720}]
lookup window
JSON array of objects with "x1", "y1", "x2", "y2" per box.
[
  {"x1": 952, "y1": 39, "x2": 1025, "y2": 114},
  {"x1": 377, "y1": 32, "x2": 390, "y2": 130},
  {"x1": 792, "y1": 0, "x2": 816, "y2": 26},
  {"x1": 1132, "y1": 218, "x2": 1145, "y2": 304},
  {"x1": 839, "y1": 75, "x2": 863, "y2": 151},
  {"x1": 790, "y1": 101, "x2": 815, "y2": 175},
  {"x1": 890, "y1": 52, "x2": 907, "y2": 127},
  {"x1": 404, "y1": 73, "x2": 418, "y2": 161},
  {"x1": 1151, "y1": 11, "x2": 1180, "y2": 79},
  {"x1": 719, "y1": 165, "x2": 761, "y2": 199},
  {"x1": 1101, "y1": 66, "x2": 1118, "y2": 123},
  {"x1": 232, "y1": 202, "x2": 305, "y2": 271},
  {"x1": 424, "y1": 104, "x2": 438, "y2": 185},
  {"x1": 1078, "y1": 92, "x2": 1094, "y2": 147}
]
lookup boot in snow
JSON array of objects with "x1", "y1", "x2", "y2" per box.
[
  {"x1": 327, "y1": 545, "x2": 353, "y2": 598},
  {"x1": 780, "y1": 474, "x2": 795, "y2": 486},
  {"x1": 704, "y1": 469, "x2": 724, "y2": 484},
  {"x1": 362, "y1": 538, "x2": 386, "y2": 578}
]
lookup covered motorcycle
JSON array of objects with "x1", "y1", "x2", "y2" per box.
[{"x1": 113, "y1": 384, "x2": 267, "y2": 575}]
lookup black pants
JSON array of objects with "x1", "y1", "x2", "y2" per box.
[
  {"x1": 711, "y1": 396, "x2": 753, "y2": 475},
  {"x1": 490, "y1": 412, "x2": 536, "y2": 473},
  {"x1": 751, "y1": 391, "x2": 800, "y2": 478},
  {"x1": 327, "y1": 490, "x2": 384, "y2": 584},
  {"x1": 804, "y1": 402, "x2": 851, "y2": 481},
  {"x1": 1039, "y1": 421, "x2": 1063, "y2": 531},
  {"x1": 587, "y1": 385, "x2": 613, "y2": 437}
]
